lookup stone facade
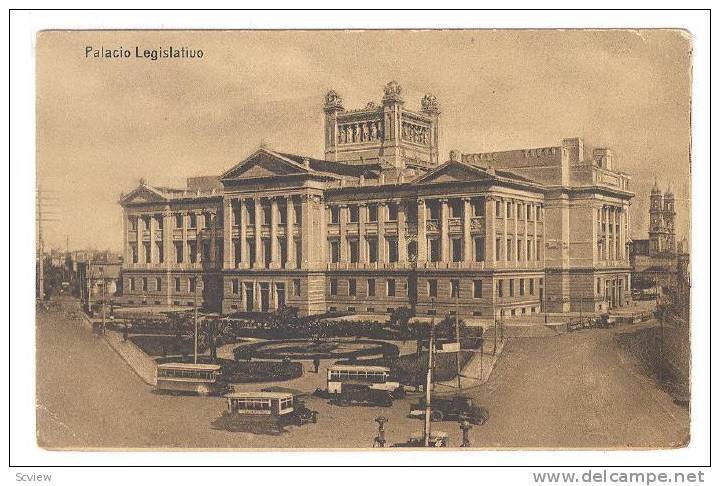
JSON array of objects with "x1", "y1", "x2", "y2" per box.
[{"x1": 119, "y1": 81, "x2": 634, "y2": 319}]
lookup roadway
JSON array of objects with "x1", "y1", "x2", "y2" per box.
[{"x1": 36, "y1": 303, "x2": 689, "y2": 449}]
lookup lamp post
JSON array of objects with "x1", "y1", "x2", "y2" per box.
[
  {"x1": 459, "y1": 415, "x2": 472, "y2": 447},
  {"x1": 194, "y1": 277, "x2": 199, "y2": 364},
  {"x1": 374, "y1": 416, "x2": 387, "y2": 448}
]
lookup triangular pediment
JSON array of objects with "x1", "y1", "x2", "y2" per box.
[
  {"x1": 412, "y1": 161, "x2": 494, "y2": 185},
  {"x1": 221, "y1": 149, "x2": 311, "y2": 181},
  {"x1": 120, "y1": 185, "x2": 168, "y2": 205}
]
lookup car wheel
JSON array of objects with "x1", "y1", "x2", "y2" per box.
[{"x1": 430, "y1": 410, "x2": 443, "y2": 422}]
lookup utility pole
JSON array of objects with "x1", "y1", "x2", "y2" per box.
[
  {"x1": 100, "y1": 266, "x2": 106, "y2": 333},
  {"x1": 424, "y1": 316, "x2": 435, "y2": 448},
  {"x1": 194, "y1": 277, "x2": 199, "y2": 364},
  {"x1": 455, "y1": 294, "x2": 462, "y2": 390}
]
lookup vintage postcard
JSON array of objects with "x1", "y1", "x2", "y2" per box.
[{"x1": 34, "y1": 28, "x2": 692, "y2": 452}]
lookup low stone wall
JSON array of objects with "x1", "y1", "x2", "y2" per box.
[{"x1": 104, "y1": 330, "x2": 158, "y2": 386}]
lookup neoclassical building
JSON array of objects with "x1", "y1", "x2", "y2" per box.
[{"x1": 119, "y1": 81, "x2": 634, "y2": 319}]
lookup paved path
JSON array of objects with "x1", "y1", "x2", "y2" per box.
[{"x1": 36, "y1": 305, "x2": 688, "y2": 449}]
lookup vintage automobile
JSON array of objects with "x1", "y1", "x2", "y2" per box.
[
  {"x1": 392, "y1": 431, "x2": 449, "y2": 447},
  {"x1": 218, "y1": 391, "x2": 319, "y2": 431},
  {"x1": 332, "y1": 383, "x2": 394, "y2": 407},
  {"x1": 155, "y1": 363, "x2": 227, "y2": 396},
  {"x1": 409, "y1": 395, "x2": 489, "y2": 425}
]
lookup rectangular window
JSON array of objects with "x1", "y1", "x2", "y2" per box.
[
  {"x1": 428, "y1": 279, "x2": 438, "y2": 298},
  {"x1": 293, "y1": 279, "x2": 301, "y2": 297},
  {"x1": 517, "y1": 239, "x2": 522, "y2": 261},
  {"x1": 262, "y1": 204, "x2": 271, "y2": 225},
  {"x1": 530, "y1": 278, "x2": 535, "y2": 295},
  {"x1": 473, "y1": 199, "x2": 485, "y2": 217},
  {"x1": 520, "y1": 278, "x2": 525, "y2": 296},
  {"x1": 430, "y1": 239, "x2": 441, "y2": 262},
  {"x1": 387, "y1": 237, "x2": 399, "y2": 263},
  {"x1": 496, "y1": 238, "x2": 501, "y2": 261},
  {"x1": 387, "y1": 202, "x2": 398, "y2": 221},
  {"x1": 429, "y1": 201, "x2": 441, "y2": 220},
  {"x1": 367, "y1": 279, "x2": 376, "y2": 297},
  {"x1": 451, "y1": 238, "x2": 462, "y2": 262},
  {"x1": 131, "y1": 244, "x2": 138, "y2": 264},
  {"x1": 527, "y1": 204, "x2": 532, "y2": 220},
  {"x1": 474, "y1": 237, "x2": 485, "y2": 262},
  {"x1": 450, "y1": 199, "x2": 463, "y2": 218},
  {"x1": 536, "y1": 238, "x2": 542, "y2": 260},
  {"x1": 348, "y1": 205, "x2": 359, "y2": 223},
  {"x1": 496, "y1": 201, "x2": 502, "y2": 218},
  {"x1": 330, "y1": 278, "x2": 338, "y2": 296},
  {"x1": 247, "y1": 202, "x2": 256, "y2": 225},
  {"x1": 278, "y1": 205, "x2": 287, "y2": 225},
  {"x1": 157, "y1": 242, "x2": 164, "y2": 263},
  {"x1": 330, "y1": 240, "x2": 340, "y2": 263},
  {"x1": 129, "y1": 217, "x2": 138, "y2": 231},
  {"x1": 506, "y1": 201, "x2": 512, "y2": 218},
  {"x1": 142, "y1": 277, "x2": 148, "y2": 291},
  {"x1": 263, "y1": 239, "x2": 271, "y2": 267},
  {"x1": 232, "y1": 279, "x2": 239, "y2": 294},
  {"x1": 349, "y1": 279, "x2": 357, "y2": 296},
  {"x1": 155, "y1": 277, "x2": 162, "y2": 291},
  {"x1": 527, "y1": 240, "x2": 532, "y2": 260},
  {"x1": 130, "y1": 278, "x2": 136, "y2": 291},
  {"x1": 387, "y1": 279, "x2": 396, "y2": 297},
  {"x1": 368, "y1": 204, "x2": 378, "y2": 222},
  {"x1": 596, "y1": 278, "x2": 601, "y2": 294},
  {"x1": 144, "y1": 242, "x2": 151, "y2": 263},
  {"x1": 175, "y1": 213, "x2": 183, "y2": 228},
  {"x1": 189, "y1": 277, "x2": 196, "y2": 292},
  {"x1": 509, "y1": 279, "x2": 515, "y2": 297},
  {"x1": 189, "y1": 241, "x2": 197, "y2": 264},
  {"x1": 189, "y1": 213, "x2": 197, "y2": 228},
  {"x1": 330, "y1": 206, "x2": 340, "y2": 224},
  {"x1": 368, "y1": 238, "x2": 378, "y2": 263},
  {"x1": 497, "y1": 279, "x2": 503, "y2": 297},
  {"x1": 174, "y1": 277, "x2": 181, "y2": 292},
  {"x1": 518, "y1": 203, "x2": 524, "y2": 220},
  {"x1": 175, "y1": 241, "x2": 184, "y2": 263},
  {"x1": 537, "y1": 206, "x2": 543, "y2": 221},
  {"x1": 349, "y1": 240, "x2": 359, "y2": 263},
  {"x1": 294, "y1": 204, "x2": 301, "y2": 225},
  {"x1": 474, "y1": 279, "x2": 483, "y2": 298},
  {"x1": 506, "y1": 239, "x2": 513, "y2": 261},
  {"x1": 450, "y1": 279, "x2": 460, "y2": 298}
]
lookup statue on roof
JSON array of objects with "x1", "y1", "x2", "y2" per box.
[
  {"x1": 324, "y1": 90, "x2": 344, "y2": 111},
  {"x1": 421, "y1": 93, "x2": 440, "y2": 114},
  {"x1": 382, "y1": 81, "x2": 403, "y2": 103}
]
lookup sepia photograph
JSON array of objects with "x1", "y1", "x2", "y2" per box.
[{"x1": 29, "y1": 24, "x2": 697, "y2": 456}]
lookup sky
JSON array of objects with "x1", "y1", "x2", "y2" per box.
[{"x1": 36, "y1": 29, "x2": 692, "y2": 252}]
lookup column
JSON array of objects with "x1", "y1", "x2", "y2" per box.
[
  {"x1": 147, "y1": 215, "x2": 155, "y2": 264},
  {"x1": 253, "y1": 280, "x2": 261, "y2": 311},
  {"x1": 532, "y1": 203, "x2": 538, "y2": 262},
  {"x1": 182, "y1": 212, "x2": 189, "y2": 265},
  {"x1": 286, "y1": 196, "x2": 295, "y2": 268},
  {"x1": 122, "y1": 212, "x2": 129, "y2": 265},
  {"x1": 209, "y1": 210, "x2": 217, "y2": 268},
  {"x1": 591, "y1": 206, "x2": 598, "y2": 265},
  {"x1": 486, "y1": 197, "x2": 496, "y2": 265},
  {"x1": 254, "y1": 198, "x2": 263, "y2": 268},
  {"x1": 513, "y1": 200, "x2": 519, "y2": 264},
  {"x1": 270, "y1": 197, "x2": 280, "y2": 268},
  {"x1": 524, "y1": 202, "x2": 529, "y2": 263},
  {"x1": 502, "y1": 199, "x2": 508, "y2": 263},
  {"x1": 339, "y1": 204, "x2": 348, "y2": 262},
  {"x1": 398, "y1": 201, "x2": 407, "y2": 263},
  {"x1": 358, "y1": 203, "x2": 367, "y2": 263},
  {"x1": 195, "y1": 210, "x2": 204, "y2": 264},
  {"x1": 238, "y1": 199, "x2": 247, "y2": 268},
  {"x1": 378, "y1": 202, "x2": 386, "y2": 263},
  {"x1": 417, "y1": 199, "x2": 427, "y2": 262},
  {"x1": 603, "y1": 206, "x2": 610, "y2": 262},
  {"x1": 301, "y1": 194, "x2": 312, "y2": 268},
  {"x1": 462, "y1": 197, "x2": 472, "y2": 263},
  {"x1": 440, "y1": 198, "x2": 449, "y2": 262},
  {"x1": 163, "y1": 207, "x2": 172, "y2": 304},
  {"x1": 223, "y1": 198, "x2": 234, "y2": 269}
]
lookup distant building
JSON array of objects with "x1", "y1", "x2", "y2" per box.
[
  {"x1": 630, "y1": 180, "x2": 687, "y2": 295},
  {"x1": 118, "y1": 81, "x2": 634, "y2": 318}
]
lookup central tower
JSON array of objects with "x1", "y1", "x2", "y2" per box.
[{"x1": 323, "y1": 81, "x2": 440, "y2": 171}]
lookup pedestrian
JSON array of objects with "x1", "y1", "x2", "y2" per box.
[{"x1": 313, "y1": 358, "x2": 320, "y2": 374}]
